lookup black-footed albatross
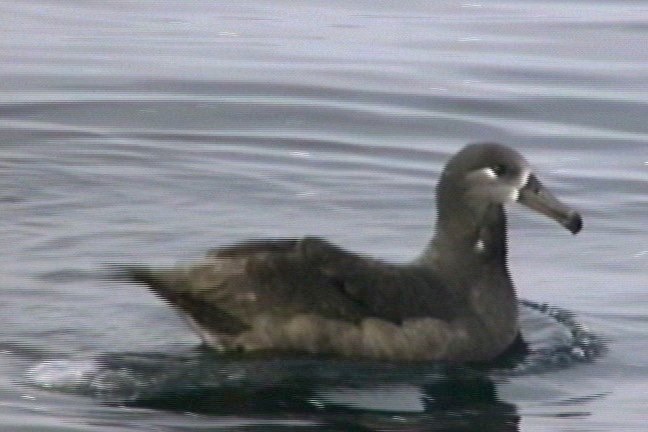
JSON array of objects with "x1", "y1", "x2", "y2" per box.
[{"x1": 125, "y1": 143, "x2": 582, "y2": 362}]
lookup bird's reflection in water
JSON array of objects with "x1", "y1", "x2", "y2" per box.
[{"x1": 119, "y1": 353, "x2": 520, "y2": 432}]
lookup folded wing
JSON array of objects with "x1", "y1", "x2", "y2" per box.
[{"x1": 127, "y1": 236, "x2": 458, "y2": 343}]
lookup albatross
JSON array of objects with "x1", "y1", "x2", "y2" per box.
[{"x1": 125, "y1": 143, "x2": 582, "y2": 362}]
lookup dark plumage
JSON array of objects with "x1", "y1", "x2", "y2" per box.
[{"x1": 125, "y1": 143, "x2": 582, "y2": 361}]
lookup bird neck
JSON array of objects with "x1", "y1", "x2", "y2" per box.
[{"x1": 418, "y1": 198, "x2": 509, "y2": 270}]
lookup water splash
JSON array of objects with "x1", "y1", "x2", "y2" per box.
[{"x1": 499, "y1": 300, "x2": 606, "y2": 376}]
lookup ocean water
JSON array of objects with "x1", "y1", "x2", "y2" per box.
[{"x1": 1, "y1": 1, "x2": 646, "y2": 431}]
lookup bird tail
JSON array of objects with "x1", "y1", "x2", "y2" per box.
[
  {"x1": 122, "y1": 266, "x2": 164, "y2": 290},
  {"x1": 110, "y1": 264, "x2": 248, "y2": 335},
  {"x1": 111, "y1": 265, "x2": 181, "y2": 302}
]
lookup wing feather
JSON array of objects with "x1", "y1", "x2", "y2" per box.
[{"x1": 128, "y1": 236, "x2": 458, "y2": 337}]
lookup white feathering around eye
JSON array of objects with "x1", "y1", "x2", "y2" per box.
[
  {"x1": 466, "y1": 166, "x2": 528, "y2": 204},
  {"x1": 509, "y1": 169, "x2": 531, "y2": 202},
  {"x1": 466, "y1": 167, "x2": 498, "y2": 183},
  {"x1": 519, "y1": 169, "x2": 531, "y2": 188},
  {"x1": 482, "y1": 167, "x2": 497, "y2": 180},
  {"x1": 508, "y1": 188, "x2": 520, "y2": 202}
]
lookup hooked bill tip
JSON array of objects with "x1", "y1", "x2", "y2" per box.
[{"x1": 564, "y1": 212, "x2": 583, "y2": 234}]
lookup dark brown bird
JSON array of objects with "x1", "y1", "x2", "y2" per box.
[{"x1": 125, "y1": 143, "x2": 582, "y2": 361}]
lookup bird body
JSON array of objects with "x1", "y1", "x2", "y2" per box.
[{"x1": 126, "y1": 143, "x2": 582, "y2": 362}]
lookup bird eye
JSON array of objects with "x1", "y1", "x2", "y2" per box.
[{"x1": 491, "y1": 164, "x2": 508, "y2": 177}]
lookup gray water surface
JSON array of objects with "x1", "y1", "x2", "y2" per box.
[{"x1": 1, "y1": 1, "x2": 647, "y2": 431}]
